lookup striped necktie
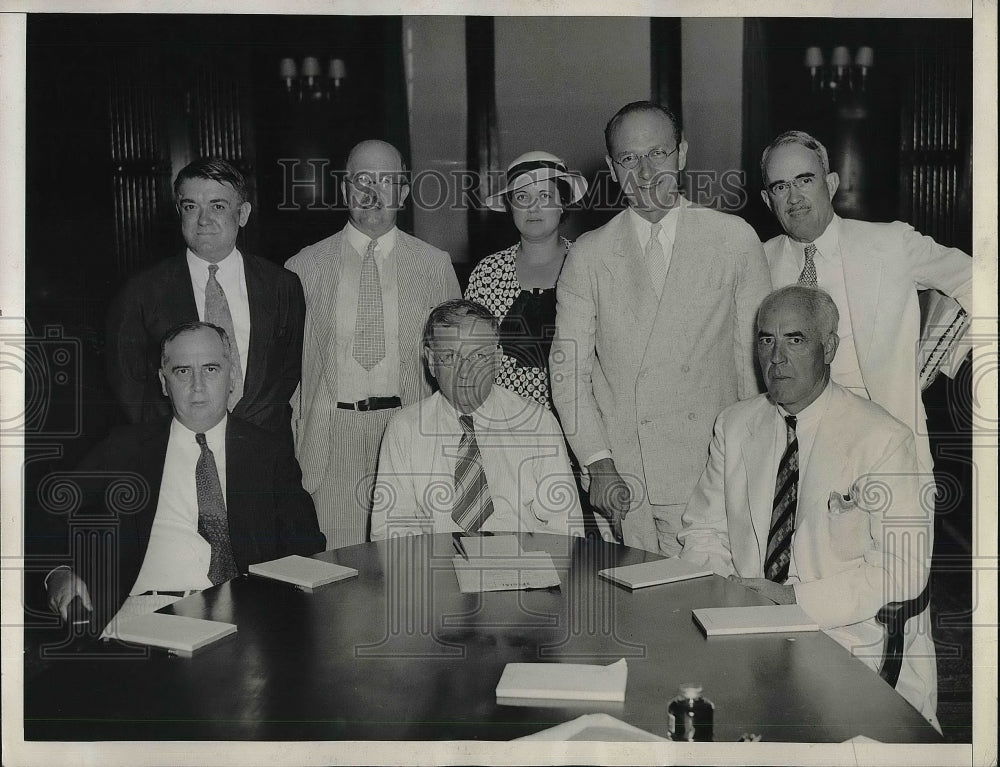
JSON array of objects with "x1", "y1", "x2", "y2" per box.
[
  {"x1": 645, "y1": 222, "x2": 667, "y2": 297},
  {"x1": 352, "y1": 238, "x2": 386, "y2": 371},
  {"x1": 204, "y1": 264, "x2": 243, "y2": 409},
  {"x1": 451, "y1": 415, "x2": 495, "y2": 532},
  {"x1": 764, "y1": 415, "x2": 798, "y2": 583},
  {"x1": 195, "y1": 432, "x2": 239, "y2": 585},
  {"x1": 798, "y1": 244, "x2": 818, "y2": 287}
]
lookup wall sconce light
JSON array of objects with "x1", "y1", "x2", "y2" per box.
[
  {"x1": 278, "y1": 56, "x2": 348, "y2": 101},
  {"x1": 803, "y1": 45, "x2": 874, "y2": 98}
]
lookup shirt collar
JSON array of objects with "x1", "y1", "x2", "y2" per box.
[
  {"x1": 171, "y1": 413, "x2": 228, "y2": 448},
  {"x1": 186, "y1": 247, "x2": 242, "y2": 277},
  {"x1": 627, "y1": 199, "x2": 684, "y2": 245},
  {"x1": 777, "y1": 378, "x2": 832, "y2": 430},
  {"x1": 346, "y1": 221, "x2": 397, "y2": 260},
  {"x1": 787, "y1": 214, "x2": 840, "y2": 264}
]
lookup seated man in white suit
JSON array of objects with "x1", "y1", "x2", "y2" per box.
[
  {"x1": 372, "y1": 299, "x2": 608, "y2": 541},
  {"x1": 678, "y1": 285, "x2": 938, "y2": 730}
]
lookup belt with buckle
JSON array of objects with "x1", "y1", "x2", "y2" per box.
[
  {"x1": 137, "y1": 589, "x2": 200, "y2": 598},
  {"x1": 337, "y1": 396, "x2": 402, "y2": 412}
]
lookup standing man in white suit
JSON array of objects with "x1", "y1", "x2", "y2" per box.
[
  {"x1": 285, "y1": 140, "x2": 460, "y2": 549},
  {"x1": 679, "y1": 285, "x2": 938, "y2": 730},
  {"x1": 759, "y1": 130, "x2": 972, "y2": 476},
  {"x1": 550, "y1": 101, "x2": 772, "y2": 555}
]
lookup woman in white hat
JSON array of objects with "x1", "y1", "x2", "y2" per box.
[{"x1": 465, "y1": 151, "x2": 588, "y2": 409}]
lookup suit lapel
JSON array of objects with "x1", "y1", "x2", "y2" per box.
[
  {"x1": 742, "y1": 402, "x2": 776, "y2": 571},
  {"x1": 133, "y1": 421, "x2": 172, "y2": 551},
  {"x1": 608, "y1": 211, "x2": 658, "y2": 335},
  {"x1": 167, "y1": 254, "x2": 200, "y2": 325},
  {"x1": 240, "y1": 254, "x2": 275, "y2": 401},
  {"x1": 838, "y1": 222, "x2": 882, "y2": 368},
  {"x1": 395, "y1": 235, "x2": 425, "y2": 363},
  {"x1": 799, "y1": 387, "x2": 849, "y2": 527},
  {"x1": 224, "y1": 418, "x2": 254, "y2": 568}
]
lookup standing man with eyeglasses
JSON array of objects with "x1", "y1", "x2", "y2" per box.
[
  {"x1": 550, "y1": 101, "x2": 772, "y2": 555},
  {"x1": 759, "y1": 130, "x2": 972, "y2": 477},
  {"x1": 371, "y1": 299, "x2": 607, "y2": 541},
  {"x1": 285, "y1": 139, "x2": 460, "y2": 549}
]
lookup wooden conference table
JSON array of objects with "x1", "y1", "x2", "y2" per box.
[{"x1": 24, "y1": 533, "x2": 941, "y2": 742}]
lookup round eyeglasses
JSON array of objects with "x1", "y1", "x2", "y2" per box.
[{"x1": 612, "y1": 145, "x2": 680, "y2": 170}]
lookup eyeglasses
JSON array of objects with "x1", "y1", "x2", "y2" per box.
[
  {"x1": 429, "y1": 347, "x2": 497, "y2": 366},
  {"x1": 611, "y1": 145, "x2": 679, "y2": 170},
  {"x1": 349, "y1": 172, "x2": 407, "y2": 189},
  {"x1": 766, "y1": 176, "x2": 817, "y2": 196}
]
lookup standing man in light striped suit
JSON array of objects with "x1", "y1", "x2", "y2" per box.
[{"x1": 285, "y1": 140, "x2": 460, "y2": 549}]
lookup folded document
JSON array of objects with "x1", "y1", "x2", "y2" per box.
[
  {"x1": 496, "y1": 658, "x2": 628, "y2": 702},
  {"x1": 598, "y1": 557, "x2": 713, "y2": 589},
  {"x1": 693, "y1": 604, "x2": 819, "y2": 636},
  {"x1": 248, "y1": 555, "x2": 358, "y2": 590},
  {"x1": 103, "y1": 613, "x2": 237, "y2": 657}
]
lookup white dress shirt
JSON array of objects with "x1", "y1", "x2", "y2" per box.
[
  {"x1": 186, "y1": 248, "x2": 250, "y2": 389},
  {"x1": 129, "y1": 416, "x2": 228, "y2": 594},
  {"x1": 334, "y1": 222, "x2": 402, "y2": 401},
  {"x1": 777, "y1": 216, "x2": 868, "y2": 396},
  {"x1": 770, "y1": 381, "x2": 832, "y2": 583},
  {"x1": 372, "y1": 386, "x2": 608, "y2": 540}
]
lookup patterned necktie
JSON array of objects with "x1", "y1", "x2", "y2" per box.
[
  {"x1": 204, "y1": 264, "x2": 243, "y2": 409},
  {"x1": 645, "y1": 222, "x2": 667, "y2": 297},
  {"x1": 352, "y1": 239, "x2": 386, "y2": 371},
  {"x1": 798, "y1": 244, "x2": 818, "y2": 287},
  {"x1": 451, "y1": 415, "x2": 495, "y2": 532},
  {"x1": 764, "y1": 415, "x2": 798, "y2": 583},
  {"x1": 195, "y1": 432, "x2": 239, "y2": 585}
]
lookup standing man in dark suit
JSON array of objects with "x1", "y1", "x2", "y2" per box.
[
  {"x1": 550, "y1": 101, "x2": 772, "y2": 555},
  {"x1": 285, "y1": 139, "x2": 460, "y2": 549},
  {"x1": 106, "y1": 158, "x2": 305, "y2": 442},
  {"x1": 45, "y1": 322, "x2": 325, "y2": 631}
]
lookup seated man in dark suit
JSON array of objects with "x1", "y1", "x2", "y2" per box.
[
  {"x1": 106, "y1": 158, "x2": 305, "y2": 442},
  {"x1": 45, "y1": 322, "x2": 325, "y2": 631}
]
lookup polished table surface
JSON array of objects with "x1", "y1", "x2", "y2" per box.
[{"x1": 24, "y1": 533, "x2": 941, "y2": 742}]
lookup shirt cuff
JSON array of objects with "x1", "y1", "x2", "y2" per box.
[
  {"x1": 43, "y1": 565, "x2": 72, "y2": 590},
  {"x1": 583, "y1": 450, "x2": 613, "y2": 468}
]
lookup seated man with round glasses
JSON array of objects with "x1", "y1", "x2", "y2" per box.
[{"x1": 371, "y1": 299, "x2": 611, "y2": 541}]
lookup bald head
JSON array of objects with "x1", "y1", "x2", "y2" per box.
[{"x1": 343, "y1": 139, "x2": 410, "y2": 238}]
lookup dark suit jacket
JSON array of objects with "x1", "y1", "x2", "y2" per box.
[
  {"x1": 105, "y1": 252, "x2": 305, "y2": 440},
  {"x1": 60, "y1": 415, "x2": 325, "y2": 626}
]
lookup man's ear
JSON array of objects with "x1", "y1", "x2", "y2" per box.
[
  {"x1": 760, "y1": 189, "x2": 773, "y2": 212},
  {"x1": 397, "y1": 182, "x2": 410, "y2": 208},
  {"x1": 238, "y1": 201, "x2": 251, "y2": 227},
  {"x1": 825, "y1": 171, "x2": 840, "y2": 200},
  {"x1": 823, "y1": 331, "x2": 840, "y2": 364},
  {"x1": 604, "y1": 155, "x2": 619, "y2": 185},
  {"x1": 676, "y1": 137, "x2": 689, "y2": 172},
  {"x1": 158, "y1": 369, "x2": 168, "y2": 397}
]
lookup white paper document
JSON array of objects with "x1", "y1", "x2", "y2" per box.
[
  {"x1": 692, "y1": 604, "x2": 819, "y2": 636},
  {"x1": 495, "y1": 658, "x2": 628, "y2": 702},
  {"x1": 248, "y1": 555, "x2": 358, "y2": 590},
  {"x1": 451, "y1": 535, "x2": 560, "y2": 592},
  {"x1": 102, "y1": 612, "x2": 237, "y2": 656},
  {"x1": 597, "y1": 557, "x2": 713, "y2": 589},
  {"x1": 517, "y1": 713, "x2": 667, "y2": 741}
]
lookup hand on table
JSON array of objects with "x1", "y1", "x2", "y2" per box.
[
  {"x1": 46, "y1": 568, "x2": 93, "y2": 622},
  {"x1": 729, "y1": 576, "x2": 796, "y2": 605},
  {"x1": 587, "y1": 458, "x2": 631, "y2": 541}
]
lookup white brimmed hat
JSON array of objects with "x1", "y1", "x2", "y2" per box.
[{"x1": 485, "y1": 151, "x2": 588, "y2": 212}]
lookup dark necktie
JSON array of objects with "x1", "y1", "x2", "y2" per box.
[
  {"x1": 451, "y1": 415, "x2": 495, "y2": 532},
  {"x1": 352, "y1": 239, "x2": 386, "y2": 371},
  {"x1": 797, "y1": 244, "x2": 818, "y2": 287},
  {"x1": 195, "y1": 432, "x2": 239, "y2": 585},
  {"x1": 204, "y1": 264, "x2": 243, "y2": 409},
  {"x1": 764, "y1": 415, "x2": 798, "y2": 583}
]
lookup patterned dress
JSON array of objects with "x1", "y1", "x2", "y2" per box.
[{"x1": 465, "y1": 239, "x2": 571, "y2": 409}]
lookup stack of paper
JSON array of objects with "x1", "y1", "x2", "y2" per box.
[
  {"x1": 496, "y1": 658, "x2": 628, "y2": 703},
  {"x1": 452, "y1": 535, "x2": 560, "y2": 593},
  {"x1": 248, "y1": 555, "x2": 358, "y2": 591},
  {"x1": 103, "y1": 613, "x2": 237, "y2": 657},
  {"x1": 692, "y1": 604, "x2": 819, "y2": 636},
  {"x1": 517, "y1": 713, "x2": 667, "y2": 741},
  {"x1": 597, "y1": 557, "x2": 713, "y2": 589}
]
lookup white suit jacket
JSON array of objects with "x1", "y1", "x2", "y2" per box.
[
  {"x1": 551, "y1": 203, "x2": 772, "y2": 505},
  {"x1": 764, "y1": 217, "x2": 972, "y2": 473},
  {"x1": 679, "y1": 383, "x2": 938, "y2": 724},
  {"x1": 285, "y1": 228, "x2": 460, "y2": 493}
]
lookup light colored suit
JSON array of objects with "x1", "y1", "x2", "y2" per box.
[
  {"x1": 285, "y1": 228, "x2": 460, "y2": 548},
  {"x1": 764, "y1": 217, "x2": 972, "y2": 473},
  {"x1": 678, "y1": 383, "x2": 938, "y2": 726},
  {"x1": 550, "y1": 203, "x2": 772, "y2": 553}
]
